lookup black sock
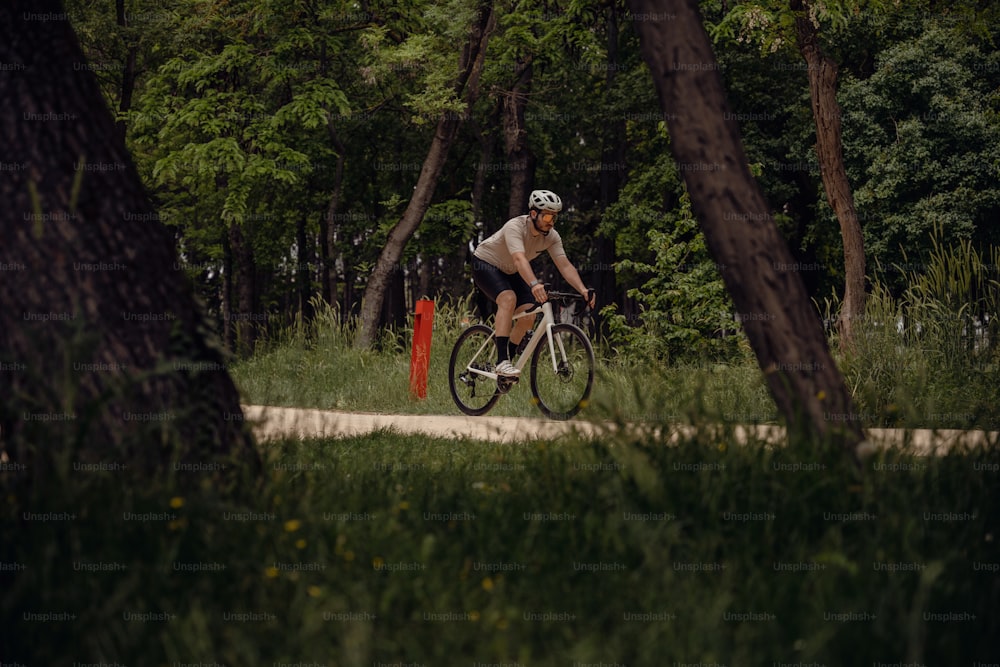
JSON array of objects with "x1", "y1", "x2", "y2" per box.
[
  {"x1": 507, "y1": 338, "x2": 519, "y2": 359},
  {"x1": 496, "y1": 336, "x2": 510, "y2": 363}
]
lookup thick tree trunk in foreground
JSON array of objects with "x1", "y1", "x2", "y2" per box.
[
  {"x1": 792, "y1": 0, "x2": 866, "y2": 347},
  {"x1": 0, "y1": 1, "x2": 257, "y2": 475},
  {"x1": 627, "y1": 0, "x2": 866, "y2": 454},
  {"x1": 355, "y1": 0, "x2": 496, "y2": 349}
]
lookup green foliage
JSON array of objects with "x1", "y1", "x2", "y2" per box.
[
  {"x1": 603, "y1": 192, "x2": 744, "y2": 363},
  {"x1": 64, "y1": 0, "x2": 1000, "y2": 377},
  {"x1": 75, "y1": 0, "x2": 375, "y2": 346},
  {"x1": 708, "y1": 0, "x2": 863, "y2": 55},
  {"x1": 837, "y1": 234, "x2": 1000, "y2": 428},
  {"x1": 358, "y1": 0, "x2": 485, "y2": 122},
  {"x1": 839, "y1": 19, "x2": 1000, "y2": 288},
  {"x1": 413, "y1": 199, "x2": 477, "y2": 265}
]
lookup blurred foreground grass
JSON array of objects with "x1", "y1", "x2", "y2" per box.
[{"x1": 3, "y1": 423, "x2": 998, "y2": 665}]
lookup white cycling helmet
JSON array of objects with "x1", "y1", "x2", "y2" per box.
[{"x1": 528, "y1": 189, "x2": 563, "y2": 213}]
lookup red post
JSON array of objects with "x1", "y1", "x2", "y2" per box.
[{"x1": 409, "y1": 299, "x2": 435, "y2": 400}]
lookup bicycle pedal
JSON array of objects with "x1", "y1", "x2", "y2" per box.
[{"x1": 496, "y1": 376, "x2": 519, "y2": 393}]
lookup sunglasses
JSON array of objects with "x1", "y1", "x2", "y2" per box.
[{"x1": 539, "y1": 211, "x2": 558, "y2": 223}]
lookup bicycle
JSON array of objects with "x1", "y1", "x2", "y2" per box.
[{"x1": 448, "y1": 289, "x2": 596, "y2": 420}]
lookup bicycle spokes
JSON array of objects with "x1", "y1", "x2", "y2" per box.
[
  {"x1": 529, "y1": 324, "x2": 595, "y2": 420},
  {"x1": 448, "y1": 325, "x2": 502, "y2": 416}
]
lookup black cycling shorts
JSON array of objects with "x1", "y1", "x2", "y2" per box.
[{"x1": 471, "y1": 257, "x2": 535, "y2": 307}]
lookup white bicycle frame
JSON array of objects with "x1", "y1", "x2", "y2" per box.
[{"x1": 465, "y1": 300, "x2": 568, "y2": 382}]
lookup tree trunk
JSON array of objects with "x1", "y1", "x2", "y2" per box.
[
  {"x1": 343, "y1": 266, "x2": 357, "y2": 319},
  {"x1": 0, "y1": 0, "x2": 256, "y2": 474},
  {"x1": 318, "y1": 207, "x2": 333, "y2": 307},
  {"x1": 467, "y1": 115, "x2": 497, "y2": 317},
  {"x1": 221, "y1": 229, "x2": 236, "y2": 351},
  {"x1": 227, "y1": 222, "x2": 258, "y2": 357},
  {"x1": 470, "y1": 114, "x2": 496, "y2": 225},
  {"x1": 381, "y1": 266, "x2": 407, "y2": 333},
  {"x1": 322, "y1": 122, "x2": 347, "y2": 309},
  {"x1": 114, "y1": 0, "x2": 138, "y2": 142},
  {"x1": 792, "y1": 0, "x2": 866, "y2": 348},
  {"x1": 626, "y1": 0, "x2": 866, "y2": 456},
  {"x1": 596, "y1": 4, "x2": 625, "y2": 331},
  {"x1": 296, "y1": 214, "x2": 314, "y2": 325},
  {"x1": 354, "y1": 0, "x2": 496, "y2": 349},
  {"x1": 504, "y1": 59, "x2": 535, "y2": 219},
  {"x1": 417, "y1": 254, "x2": 432, "y2": 302}
]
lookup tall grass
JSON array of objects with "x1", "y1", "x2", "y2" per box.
[
  {"x1": 233, "y1": 238, "x2": 1000, "y2": 433},
  {"x1": 4, "y1": 424, "x2": 998, "y2": 664},
  {"x1": 836, "y1": 238, "x2": 1000, "y2": 429},
  {"x1": 233, "y1": 295, "x2": 469, "y2": 414},
  {"x1": 232, "y1": 296, "x2": 777, "y2": 425}
]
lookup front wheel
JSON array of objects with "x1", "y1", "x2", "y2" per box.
[
  {"x1": 449, "y1": 324, "x2": 501, "y2": 416},
  {"x1": 529, "y1": 323, "x2": 595, "y2": 420}
]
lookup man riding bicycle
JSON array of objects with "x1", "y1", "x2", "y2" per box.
[{"x1": 472, "y1": 189, "x2": 596, "y2": 379}]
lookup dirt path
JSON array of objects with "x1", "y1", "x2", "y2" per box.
[{"x1": 242, "y1": 405, "x2": 994, "y2": 454}]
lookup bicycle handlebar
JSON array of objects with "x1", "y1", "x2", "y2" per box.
[{"x1": 540, "y1": 288, "x2": 596, "y2": 311}]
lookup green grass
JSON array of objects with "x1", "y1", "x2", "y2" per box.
[
  {"x1": 4, "y1": 425, "x2": 998, "y2": 664},
  {"x1": 827, "y1": 236, "x2": 1000, "y2": 431},
  {"x1": 234, "y1": 238, "x2": 1000, "y2": 433},
  {"x1": 231, "y1": 297, "x2": 779, "y2": 424},
  {"x1": 11, "y1": 240, "x2": 998, "y2": 663}
]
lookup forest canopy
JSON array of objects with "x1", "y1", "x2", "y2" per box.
[{"x1": 65, "y1": 0, "x2": 1000, "y2": 359}]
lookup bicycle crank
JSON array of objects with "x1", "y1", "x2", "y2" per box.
[{"x1": 496, "y1": 376, "x2": 518, "y2": 393}]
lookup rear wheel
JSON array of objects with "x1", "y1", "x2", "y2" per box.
[
  {"x1": 529, "y1": 323, "x2": 594, "y2": 420},
  {"x1": 448, "y1": 324, "x2": 501, "y2": 416}
]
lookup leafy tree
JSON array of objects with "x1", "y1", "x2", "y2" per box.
[
  {"x1": 127, "y1": 0, "x2": 351, "y2": 354},
  {"x1": 355, "y1": 0, "x2": 496, "y2": 349},
  {"x1": 606, "y1": 192, "x2": 740, "y2": 362},
  {"x1": 839, "y1": 18, "x2": 1000, "y2": 291},
  {"x1": 504, "y1": 0, "x2": 646, "y2": 315},
  {"x1": 709, "y1": 27, "x2": 835, "y2": 298},
  {"x1": 709, "y1": 0, "x2": 870, "y2": 346},
  {"x1": 55, "y1": 0, "x2": 1000, "y2": 369}
]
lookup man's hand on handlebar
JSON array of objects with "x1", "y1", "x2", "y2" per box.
[
  {"x1": 530, "y1": 282, "x2": 548, "y2": 303},
  {"x1": 583, "y1": 288, "x2": 596, "y2": 310}
]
